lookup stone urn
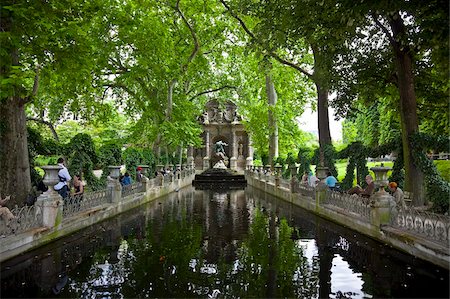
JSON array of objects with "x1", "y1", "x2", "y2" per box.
[
  {"x1": 370, "y1": 164, "x2": 395, "y2": 225},
  {"x1": 108, "y1": 166, "x2": 121, "y2": 179},
  {"x1": 370, "y1": 164, "x2": 391, "y2": 191},
  {"x1": 316, "y1": 166, "x2": 329, "y2": 181},
  {"x1": 41, "y1": 165, "x2": 62, "y2": 194}
]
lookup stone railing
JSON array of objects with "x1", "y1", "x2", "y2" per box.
[
  {"x1": 323, "y1": 190, "x2": 371, "y2": 221},
  {"x1": 279, "y1": 178, "x2": 291, "y2": 190},
  {"x1": 246, "y1": 166, "x2": 450, "y2": 269},
  {"x1": 297, "y1": 183, "x2": 315, "y2": 199},
  {"x1": 0, "y1": 167, "x2": 195, "y2": 239},
  {"x1": 393, "y1": 207, "x2": 450, "y2": 244},
  {"x1": 121, "y1": 182, "x2": 145, "y2": 198},
  {"x1": 0, "y1": 204, "x2": 43, "y2": 236},
  {"x1": 63, "y1": 189, "x2": 111, "y2": 218}
]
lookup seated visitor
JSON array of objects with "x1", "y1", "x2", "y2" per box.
[
  {"x1": 301, "y1": 171, "x2": 309, "y2": 185},
  {"x1": 347, "y1": 175, "x2": 375, "y2": 197},
  {"x1": 308, "y1": 171, "x2": 319, "y2": 187},
  {"x1": 0, "y1": 195, "x2": 15, "y2": 222},
  {"x1": 324, "y1": 171, "x2": 338, "y2": 191},
  {"x1": 388, "y1": 182, "x2": 406, "y2": 210},
  {"x1": 121, "y1": 172, "x2": 132, "y2": 186}
]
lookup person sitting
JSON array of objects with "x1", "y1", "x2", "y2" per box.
[
  {"x1": 324, "y1": 171, "x2": 338, "y2": 191},
  {"x1": 308, "y1": 171, "x2": 319, "y2": 187},
  {"x1": 0, "y1": 195, "x2": 15, "y2": 222},
  {"x1": 347, "y1": 175, "x2": 375, "y2": 197},
  {"x1": 388, "y1": 182, "x2": 406, "y2": 210},
  {"x1": 121, "y1": 172, "x2": 132, "y2": 186},
  {"x1": 301, "y1": 171, "x2": 309, "y2": 185},
  {"x1": 54, "y1": 157, "x2": 71, "y2": 200}
]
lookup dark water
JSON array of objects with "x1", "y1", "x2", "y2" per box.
[{"x1": 1, "y1": 186, "x2": 448, "y2": 298}]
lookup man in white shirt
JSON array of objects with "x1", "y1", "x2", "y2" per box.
[{"x1": 54, "y1": 157, "x2": 71, "y2": 199}]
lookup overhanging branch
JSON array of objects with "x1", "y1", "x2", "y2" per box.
[
  {"x1": 188, "y1": 85, "x2": 237, "y2": 101},
  {"x1": 26, "y1": 117, "x2": 59, "y2": 142},
  {"x1": 176, "y1": 0, "x2": 200, "y2": 73},
  {"x1": 219, "y1": 0, "x2": 313, "y2": 79}
]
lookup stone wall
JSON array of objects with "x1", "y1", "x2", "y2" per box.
[{"x1": 246, "y1": 171, "x2": 450, "y2": 270}]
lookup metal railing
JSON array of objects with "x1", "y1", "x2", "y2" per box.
[
  {"x1": 393, "y1": 207, "x2": 450, "y2": 247},
  {"x1": 0, "y1": 204, "x2": 43, "y2": 236}
]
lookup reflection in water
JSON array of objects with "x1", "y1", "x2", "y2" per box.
[{"x1": 1, "y1": 186, "x2": 449, "y2": 298}]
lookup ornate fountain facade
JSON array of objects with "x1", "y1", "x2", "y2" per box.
[{"x1": 188, "y1": 100, "x2": 253, "y2": 172}]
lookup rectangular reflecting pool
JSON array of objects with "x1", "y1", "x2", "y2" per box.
[{"x1": 1, "y1": 186, "x2": 448, "y2": 298}]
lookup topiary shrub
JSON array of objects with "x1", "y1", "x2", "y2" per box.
[{"x1": 122, "y1": 147, "x2": 144, "y2": 179}]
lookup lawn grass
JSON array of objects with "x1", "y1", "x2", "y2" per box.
[{"x1": 326, "y1": 160, "x2": 450, "y2": 185}]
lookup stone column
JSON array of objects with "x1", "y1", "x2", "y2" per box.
[
  {"x1": 203, "y1": 130, "x2": 210, "y2": 170},
  {"x1": 36, "y1": 165, "x2": 64, "y2": 228},
  {"x1": 187, "y1": 146, "x2": 194, "y2": 169},
  {"x1": 370, "y1": 165, "x2": 396, "y2": 227},
  {"x1": 107, "y1": 166, "x2": 122, "y2": 204},
  {"x1": 274, "y1": 164, "x2": 282, "y2": 187},
  {"x1": 246, "y1": 134, "x2": 254, "y2": 168},
  {"x1": 230, "y1": 127, "x2": 237, "y2": 170}
]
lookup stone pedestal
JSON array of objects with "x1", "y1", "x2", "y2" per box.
[
  {"x1": 203, "y1": 156, "x2": 210, "y2": 170},
  {"x1": 370, "y1": 165, "x2": 396, "y2": 227},
  {"x1": 107, "y1": 166, "x2": 122, "y2": 204},
  {"x1": 230, "y1": 156, "x2": 237, "y2": 170},
  {"x1": 370, "y1": 190, "x2": 396, "y2": 227},
  {"x1": 35, "y1": 193, "x2": 63, "y2": 228},
  {"x1": 38, "y1": 165, "x2": 64, "y2": 228}
]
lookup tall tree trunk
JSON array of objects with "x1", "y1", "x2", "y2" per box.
[
  {"x1": 316, "y1": 83, "x2": 332, "y2": 149},
  {"x1": 266, "y1": 74, "x2": 278, "y2": 166},
  {"x1": 0, "y1": 97, "x2": 32, "y2": 206},
  {"x1": 312, "y1": 46, "x2": 332, "y2": 152},
  {"x1": 389, "y1": 13, "x2": 424, "y2": 205},
  {"x1": 0, "y1": 12, "x2": 31, "y2": 206}
]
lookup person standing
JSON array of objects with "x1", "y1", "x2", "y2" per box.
[
  {"x1": 72, "y1": 174, "x2": 84, "y2": 198},
  {"x1": 54, "y1": 157, "x2": 71, "y2": 200},
  {"x1": 136, "y1": 167, "x2": 143, "y2": 183}
]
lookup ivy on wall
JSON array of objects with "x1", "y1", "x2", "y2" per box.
[{"x1": 410, "y1": 133, "x2": 450, "y2": 213}]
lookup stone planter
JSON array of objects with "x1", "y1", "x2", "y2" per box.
[
  {"x1": 41, "y1": 165, "x2": 62, "y2": 194},
  {"x1": 370, "y1": 164, "x2": 395, "y2": 226},
  {"x1": 108, "y1": 166, "x2": 121, "y2": 179}
]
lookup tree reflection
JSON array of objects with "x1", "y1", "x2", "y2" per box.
[
  {"x1": 68, "y1": 209, "x2": 319, "y2": 298},
  {"x1": 222, "y1": 210, "x2": 320, "y2": 298}
]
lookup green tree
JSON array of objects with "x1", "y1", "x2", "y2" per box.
[{"x1": 331, "y1": 0, "x2": 448, "y2": 205}]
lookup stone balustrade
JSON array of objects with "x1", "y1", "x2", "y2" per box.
[
  {"x1": 0, "y1": 166, "x2": 195, "y2": 262},
  {"x1": 245, "y1": 168, "x2": 450, "y2": 269}
]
